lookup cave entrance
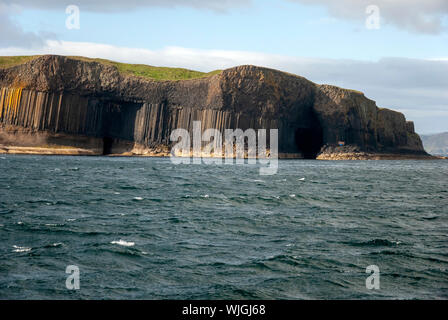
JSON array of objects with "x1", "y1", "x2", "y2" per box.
[
  {"x1": 100, "y1": 101, "x2": 141, "y2": 155},
  {"x1": 295, "y1": 127, "x2": 323, "y2": 159},
  {"x1": 103, "y1": 137, "x2": 114, "y2": 155}
]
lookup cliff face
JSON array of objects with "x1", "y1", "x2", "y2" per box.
[{"x1": 0, "y1": 55, "x2": 427, "y2": 158}]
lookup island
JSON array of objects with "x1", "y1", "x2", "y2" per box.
[{"x1": 0, "y1": 55, "x2": 432, "y2": 159}]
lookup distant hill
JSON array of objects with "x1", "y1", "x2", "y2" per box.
[{"x1": 421, "y1": 132, "x2": 448, "y2": 156}]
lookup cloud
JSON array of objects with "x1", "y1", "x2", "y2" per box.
[
  {"x1": 0, "y1": 0, "x2": 251, "y2": 49},
  {"x1": 1, "y1": 40, "x2": 447, "y2": 133},
  {"x1": 0, "y1": 4, "x2": 45, "y2": 48},
  {"x1": 290, "y1": 0, "x2": 448, "y2": 34},
  {"x1": 1, "y1": 0, "x2": 252, "y2": 13}
]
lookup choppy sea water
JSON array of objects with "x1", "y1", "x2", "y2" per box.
[{"x1": 0, "y1": 155, "x2": 447, "y2": 299}]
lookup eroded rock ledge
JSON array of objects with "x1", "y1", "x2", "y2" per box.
[{"x1": 0, "y1": 55, "x2": 430, "y2": 159}]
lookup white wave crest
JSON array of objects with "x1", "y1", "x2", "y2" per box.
[
  {"x1": 13, "y1": 245, "x2": 31, "y2": 253},
  {"x1": 111, "y1": 240, "x2": 135, "y2": 247}
]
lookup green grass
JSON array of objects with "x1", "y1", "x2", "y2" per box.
[
  {"x1": 0, "y1": 56, "x2": 39, "y2": 69},
  {"x1": 66, "y1": 56, "x2": 222, "y2": 81},
  {"x1": 0, "y1": 55, "x2": 222, "y2": 81},
  {"x1": 112, "y1": 61, "x2": 222, "y2": 81}
]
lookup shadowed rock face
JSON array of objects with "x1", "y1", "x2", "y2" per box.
[{"x1": 0, "y1": 55, "x2": 426, "y2": 158}]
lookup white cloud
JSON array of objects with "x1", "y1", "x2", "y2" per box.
[
  {"x1": 0, "y1": 40, "x2": 286, "y2": 71},
  {"x1": 0, "y1": 4, "x2": 45, "y2": 48},
  {"x1": 1, "y1": 40, "x2": 447, "y2": 133},
  {"x1": 290, "y1": 0, "x2": 448, "y2": 34}
]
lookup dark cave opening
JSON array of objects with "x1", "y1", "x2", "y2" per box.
[
  {"x1": 99, "y1": 101, "x2": 142, "y2": 155},
  {"x1": 103, "y1": 137, "x2": 114, "y2": 155},
  {"x1": 295, "y1": 127, "x2": 324, "y2": 159}
]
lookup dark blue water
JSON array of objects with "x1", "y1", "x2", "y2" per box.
[{"x1": 0, "y1": 155, "x2": 447, "y2": 299}]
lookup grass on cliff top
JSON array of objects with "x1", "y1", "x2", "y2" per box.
[
  {"x1": 114, "y1": 61, "x2": 222, "y2": 81},
  {"x1": 0, "y1": 55, "x2": 222, "y2": 81},
  {"x1": 0, "y1": 56, "x2": 39, "y2": 69},
  {"x1": 68, "y1": 56, "x2": 222, "y2": 81}
]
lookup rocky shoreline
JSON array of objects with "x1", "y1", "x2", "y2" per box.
[
  {"x1": 315, "y1": 145, "x2": 437, "y2": 160},
  {"x1": 1, "y1": 143, "x2": 438, "y2": 160},
  {"x1": 316, "y1": 152, "x2": 438, "y2": 160}
]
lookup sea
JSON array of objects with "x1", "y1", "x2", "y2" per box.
[{"x1": 0, "y1": 155, "x2": 447, "y2": 299}]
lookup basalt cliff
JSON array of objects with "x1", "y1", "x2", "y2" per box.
[{"x1": 0, "y1": 55, "x2": 429, "y2": 159}]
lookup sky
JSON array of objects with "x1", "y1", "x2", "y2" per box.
[{"x1": 0, "y1": 0, "x2": 447, "y2": 134}]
